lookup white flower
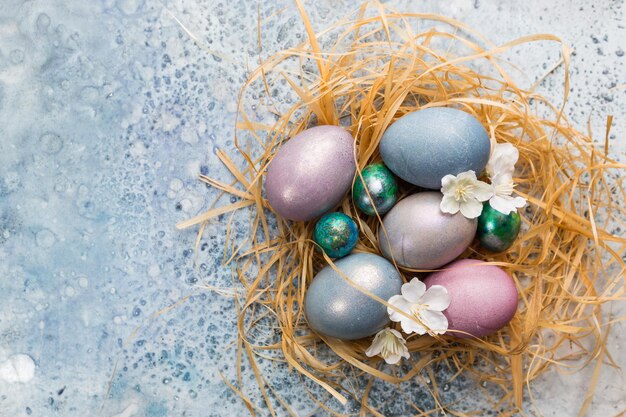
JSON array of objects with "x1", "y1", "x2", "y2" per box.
[
  {"x1": 489, "y1": 173, "x2": 527, "y2": 215},
  {"x1": 486, "y1": 142, "x2": 518, "y2": 177},
  {"x1": 365, "y1": 328, "x2": 410, "y2": 364},
  {"x1": 485, "y1": 142, "x2": 527, "y2": 215},
  {"x1": 440, "y1": 170, "x2": 493, "y2": 219},
  {"x1": 387, "y1": 278, "x2": 451, "y2": 335}
]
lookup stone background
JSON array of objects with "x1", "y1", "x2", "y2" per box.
[{"x1": 0, "y1": 0, "x2": 624, "y2": 416}]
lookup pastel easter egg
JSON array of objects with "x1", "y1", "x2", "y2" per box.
[
  {"x1": 424, "y1": 259, "x2": 518, "y2": 338},
  {"x1": 380, "y1": 107, "x2": 491, "y2": 189},
  {"x1": 378, "y1": 192, "x2": 476, "y2": 270},
  {"x1": 313, "y1": 212, "x2": 359, "y2": 258},
  {"x1": 266, "y1": 125, "x2": 356, "y2": 221},
  {"x1": 305, "y1": 252, "x2": 403, "y2": 340},
  {"x1": 352, "y1": 162, "x2": 398, "y2": 216},
  {"x1": 477, "y1": 203, "x2": 521, "y2": 252}
]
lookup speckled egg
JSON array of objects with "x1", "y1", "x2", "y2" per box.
[
  {"x1": 304, "y1": 252, "x2": 403, "y2": 340},
  {"x1": 424, "y1": 259, "x2": 519, "y2": 338},
  {"x1": 352, "y1": 163, "x2": 398, "y2": 216},
  {"x1": 380, "y1": 107, "x2": 491, "y2": 189},
  {"x1": 477, "y1": 203, "x2": 521, "y2": 252},
  {"x1": 265, "y1": 125, "x2": 356, "y2": 221},
  {"x1": 313, "y1": 212, "x2": 359, "y2": 258},
  {"x1": 378, "y1": 192, "x2": 477, "y2": 270}
]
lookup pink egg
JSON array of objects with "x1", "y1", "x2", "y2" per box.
[{"x1": 423, "y1": 259, "x2": 518, "y2": 338}]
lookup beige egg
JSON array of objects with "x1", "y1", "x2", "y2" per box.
[{"x1": 378, "y1": 192, "x2": 476, "y2": 270}]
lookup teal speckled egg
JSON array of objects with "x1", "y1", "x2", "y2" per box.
[
  {"x1": 352, "y1": 163, "x2": 398, "y2": 216},
  {"x1": 477, "y1": 203, "x2": 521, "y2": 252},
  {"x1": 313, "y1": 212, "x2": 359, "y2": 258}
]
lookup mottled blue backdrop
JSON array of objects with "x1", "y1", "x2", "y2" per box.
[{"x1": 0, "y1": 1, "x2": 624, "y2": 416}]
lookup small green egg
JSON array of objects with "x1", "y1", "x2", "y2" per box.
[
  {"x1": 313, "y1": 212, "x2": 359, "y2": 258},
  {"x1": 477, "y1": 203, "x2": 521, "y2": 252},
  {"x1": 352, "y1": 163, "x2": 398, "y2": 216}
]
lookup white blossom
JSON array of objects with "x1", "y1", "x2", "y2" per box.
[
  {"x1": 486, "y1": 142, "x2": 518, "y2": 177},
  {"x1": 365, "y1": 328, "x2": 410, "y2": 364},
  {"x1": 440, "y1": 170, "x2": 493, "y2": 219},
  {"x1": 387, "y1": 278, "x2": 451, "y2": 335},
  {"x1": 489, "y1": 173, "x2": 527, "y2": 215},
  {"x1": 485, "y1": 143, "x2": 527, "y2": 215}
]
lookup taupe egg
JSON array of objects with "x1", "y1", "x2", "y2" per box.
[{"x1": 378, "y1": 192, "x2": 476, "y2": 270}]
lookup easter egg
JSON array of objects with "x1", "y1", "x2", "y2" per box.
[
  {"x1": 352, "y1": 163, "x2": 398, "y2": 216},
  {"x1": 313, "y1": 212, "x2": 359, "y2": 258},
  {"x1": 424, "y1": 259, "x2": 518, "y2": 338},
  {"x1": 305, "y1": 253, "x2": 403, "y2": 340},
  {"x1": 477, "y1": 203, "x2": 521, "y2": 252},
  {"x1": 266, "y1": 125, "x2": 356, "y2": 221},
  {"x1": 378, "y1": 192, "x2": 476, "y2": 270},
  {"x1": 380, "y1": 107, "x2": 491, "y2": 189}
]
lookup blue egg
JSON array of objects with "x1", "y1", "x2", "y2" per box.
[
  {"x1": 304, "y1": 253, "x2": 403, "y2": 340},
  {"x1": 380, "y1": 107, "x2": 491, "y2": 189}
]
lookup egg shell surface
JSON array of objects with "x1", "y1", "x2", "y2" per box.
[
  {"x1": 380, "y1": 107, "x2": 491, "y2": 189},
  {"x1": 423, "y1": 259, "x2": 519, "y2": 338},
  {"x1": 265, "y1": 125, "x2": 356, "y2": 221}
]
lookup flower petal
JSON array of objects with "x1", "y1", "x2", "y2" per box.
[
  {"x1": 365, "y1": 334, "x2": 384, "y2": 357},
  {"x1": 489, "y1": 193, "x2": 525, "y2": 215},
  {"x1": 401, "y1": 278, "x2": 426, "y2": 303},
  {"x1": 400, "y1": 317, "x2": 427, "y2": 335},
  {"x1": 387, "y1": 295, "x2": 411, "y2": 322},
  {"x1": 456, "y1": 170, "x2": 477, "y2": 181},
  {"x1": 440, "y1": 194, "x2": 460, "y2": 214},
  {"x1": 441, "y1": 174, "x2": 457, "y2": 194},
  {"x1": 419, "y1": 285, "x2": 451, "y2": 311},
  {"x1": 473, "y1": 181, "x2": 494, "y2": 201},
  {"x1": 384, "y1": 353, "x2": 402, "y2": 365},
  {"x1": 487, "y1": 143, "x2": 519, "y2": 177},
  {"x1": 491, "y1": 173, "x2": 514, "y2": 191},
  {"x1": 489, "y1": 195, "x2": 514, "y2": 215},
  {"x1": 512, "y1": 196, "x2": 527, "y2": 209},
  {"x1": 421, "y1": 309, "x2": 449, "y2": 334},
  {"x1": 388, "y1": 328, "x2": 404, "y2": 339},
  {"x1": 459, "y1": 198, "x2": 484, "y2": 219}
]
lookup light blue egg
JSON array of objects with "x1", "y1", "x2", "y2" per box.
[
  {"x1": 304, "y1": 253, "x2": 402, "y2": 340},
  {"x1": 380, "y1": 107, "x2": 491, "y2": 189}
]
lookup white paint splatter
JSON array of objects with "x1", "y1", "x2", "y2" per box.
[
  {"x1": 110, "y1": 403, "x2": 139, "y2": 417},
  {"x1": 78, "y1": 276, "x2": 89, "y2": 288},
  {"x1": 0, "y1": 354, "x2": 36, "y2": 383}
]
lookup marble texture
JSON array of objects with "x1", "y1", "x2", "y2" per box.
[{"x1": 0, "y1": 0, "x2": 624, "y2": 416}]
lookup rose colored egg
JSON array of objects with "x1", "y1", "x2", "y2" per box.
[
  {"x1": 423, "y1": 259, "x2": 518, "y2": 338},
  {"x1": 265, "y1": 125, "x2": 356, "y2": 221}
]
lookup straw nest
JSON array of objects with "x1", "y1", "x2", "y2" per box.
[{"x1": 178, "y1": 2, "x2": 626, "y2": 415}]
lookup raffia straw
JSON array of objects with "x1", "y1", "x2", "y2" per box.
[{"x1": 177, "y1": 1, "x2": 626, "y2": 415}]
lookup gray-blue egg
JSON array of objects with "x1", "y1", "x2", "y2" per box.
[
  {"x1": 304, "y1": 253, "x2": 403, "y2": 340},
  {"x1": 380, "y1": 107, "x2": 491, "y2": 189}
]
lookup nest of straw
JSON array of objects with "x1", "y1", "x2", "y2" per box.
[{"x1": 178, "y1": 2, "x2": 626, "y2": 415}]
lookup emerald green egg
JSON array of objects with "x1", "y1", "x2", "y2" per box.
[
  {"x1": 477, "y1": 203, "x2": 521, "y2": 252},
  {"x1": 313, "y1": 212, "x2": 359, "y2": 258},
  {"x1": 352, "y1": 163, "x2": 398, "y2": 216}
]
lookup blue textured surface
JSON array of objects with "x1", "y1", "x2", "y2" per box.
[{"x1": 1, "y1": 1, "x2": 624, "y2": 416}]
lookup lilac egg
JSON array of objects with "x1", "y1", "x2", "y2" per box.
[
  {"x1": 265, "y1": 125, "x2": 356, "y2": 221},
  {"x1": 423, "y1": 259, "x2": 518, "y2": 338}
]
